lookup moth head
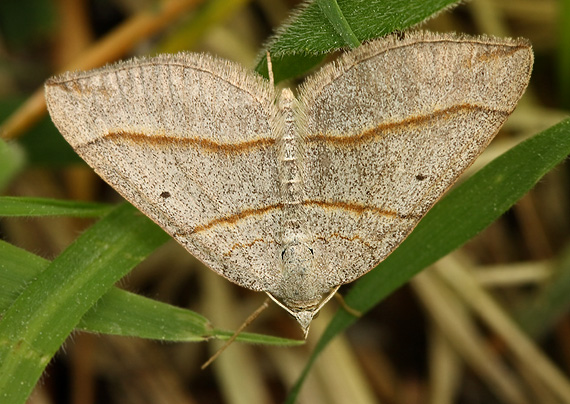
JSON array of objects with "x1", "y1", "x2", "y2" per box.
[
  {"x1": 266, "y1": 286, "x2": 340, "y2": 338},
  {"x1": 291, "y1": 310, "x2": 315, "y2": 338}
]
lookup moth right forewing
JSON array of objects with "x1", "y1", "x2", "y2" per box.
[{"x1": 296, "y1": 32, "x2": 533, "y2": 286}]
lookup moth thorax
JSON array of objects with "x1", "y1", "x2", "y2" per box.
[{"x1": 281, "y1": 240, "x2": 314, "y2": 270}]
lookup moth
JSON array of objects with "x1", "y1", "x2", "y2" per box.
[{"x1": 45, "y1": 32, "x2": 533, "y2": 336}]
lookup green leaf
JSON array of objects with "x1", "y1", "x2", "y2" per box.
[
  {"x1": 0, "y1": 241, "x2": 47, "y2": 314},
  {"x1": 256, "y1": 53, "x2": 326, "y2": 86},
  {"x1": 270, "y1": 0, "x2": 460, "y2": 55},
  {"x1": 256, "y1": 0, "x2": 461, "y2": 81},
  {"x1": 285, "y1": 120, "x2": 570, "y2": 403},
  {"x1": 0, "y1": 196, "x2": 112, "y2": 217},
  {"x1": 77, "y1": 288, "x2": 211, "y2": 341},
  {"x1": 78, "y1": 287, "x2": 302, "y2": 345},
  {"x1": 211, "y1": 328, "x2": 305, "y2": 345},
  {"x1": 316, "y1": 0, "x2": 360, "y2": 48},
  {"x1": 0, "y1": 203, "x2": 170, "y2": 403}
]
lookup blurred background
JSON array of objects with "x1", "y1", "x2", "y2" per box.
[{"x1": 1, "y1": 0, "x2": 569, "y2": 403}]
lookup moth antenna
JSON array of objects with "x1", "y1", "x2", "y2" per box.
[
  {"x1": 201, "y1": 297, "x2": 270, "y2": 370},
  {"x1": 266, "y1": 51, "x2": 274, "y2": 89}
]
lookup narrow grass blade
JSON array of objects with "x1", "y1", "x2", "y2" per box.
[{"x1": 0, "y1": 196, "x2": 111, "y2": 217}]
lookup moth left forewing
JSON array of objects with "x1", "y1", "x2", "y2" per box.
[
  {"x1": 45, "y1": 53, "x2": 284, "y2": 292},
  {"x1": 297, "y1": 32, "x2": 533, "y2": 286}
]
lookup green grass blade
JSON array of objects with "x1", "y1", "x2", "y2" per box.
[
  {"x1": 0, "y1": 203, "x2": 170, "y2": 404},
  {"x1": 211, "y1": 328, "x2": 305, "y2": 345},
  {"x1": 285, "y1": 120, "x2": 570, "y2": 403},
  {"x1": 0, "y1": 240, "x2": 47, "y2": 313},
  {"x1": 0, "y1": 196, "x2": 112, "y2": 217},
  {"x1": 76, "y1": 288, "x2": 211, "y2": 341},
  {"x1": 78, "y1": 285, "x2": 301, "y2": 345}
]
